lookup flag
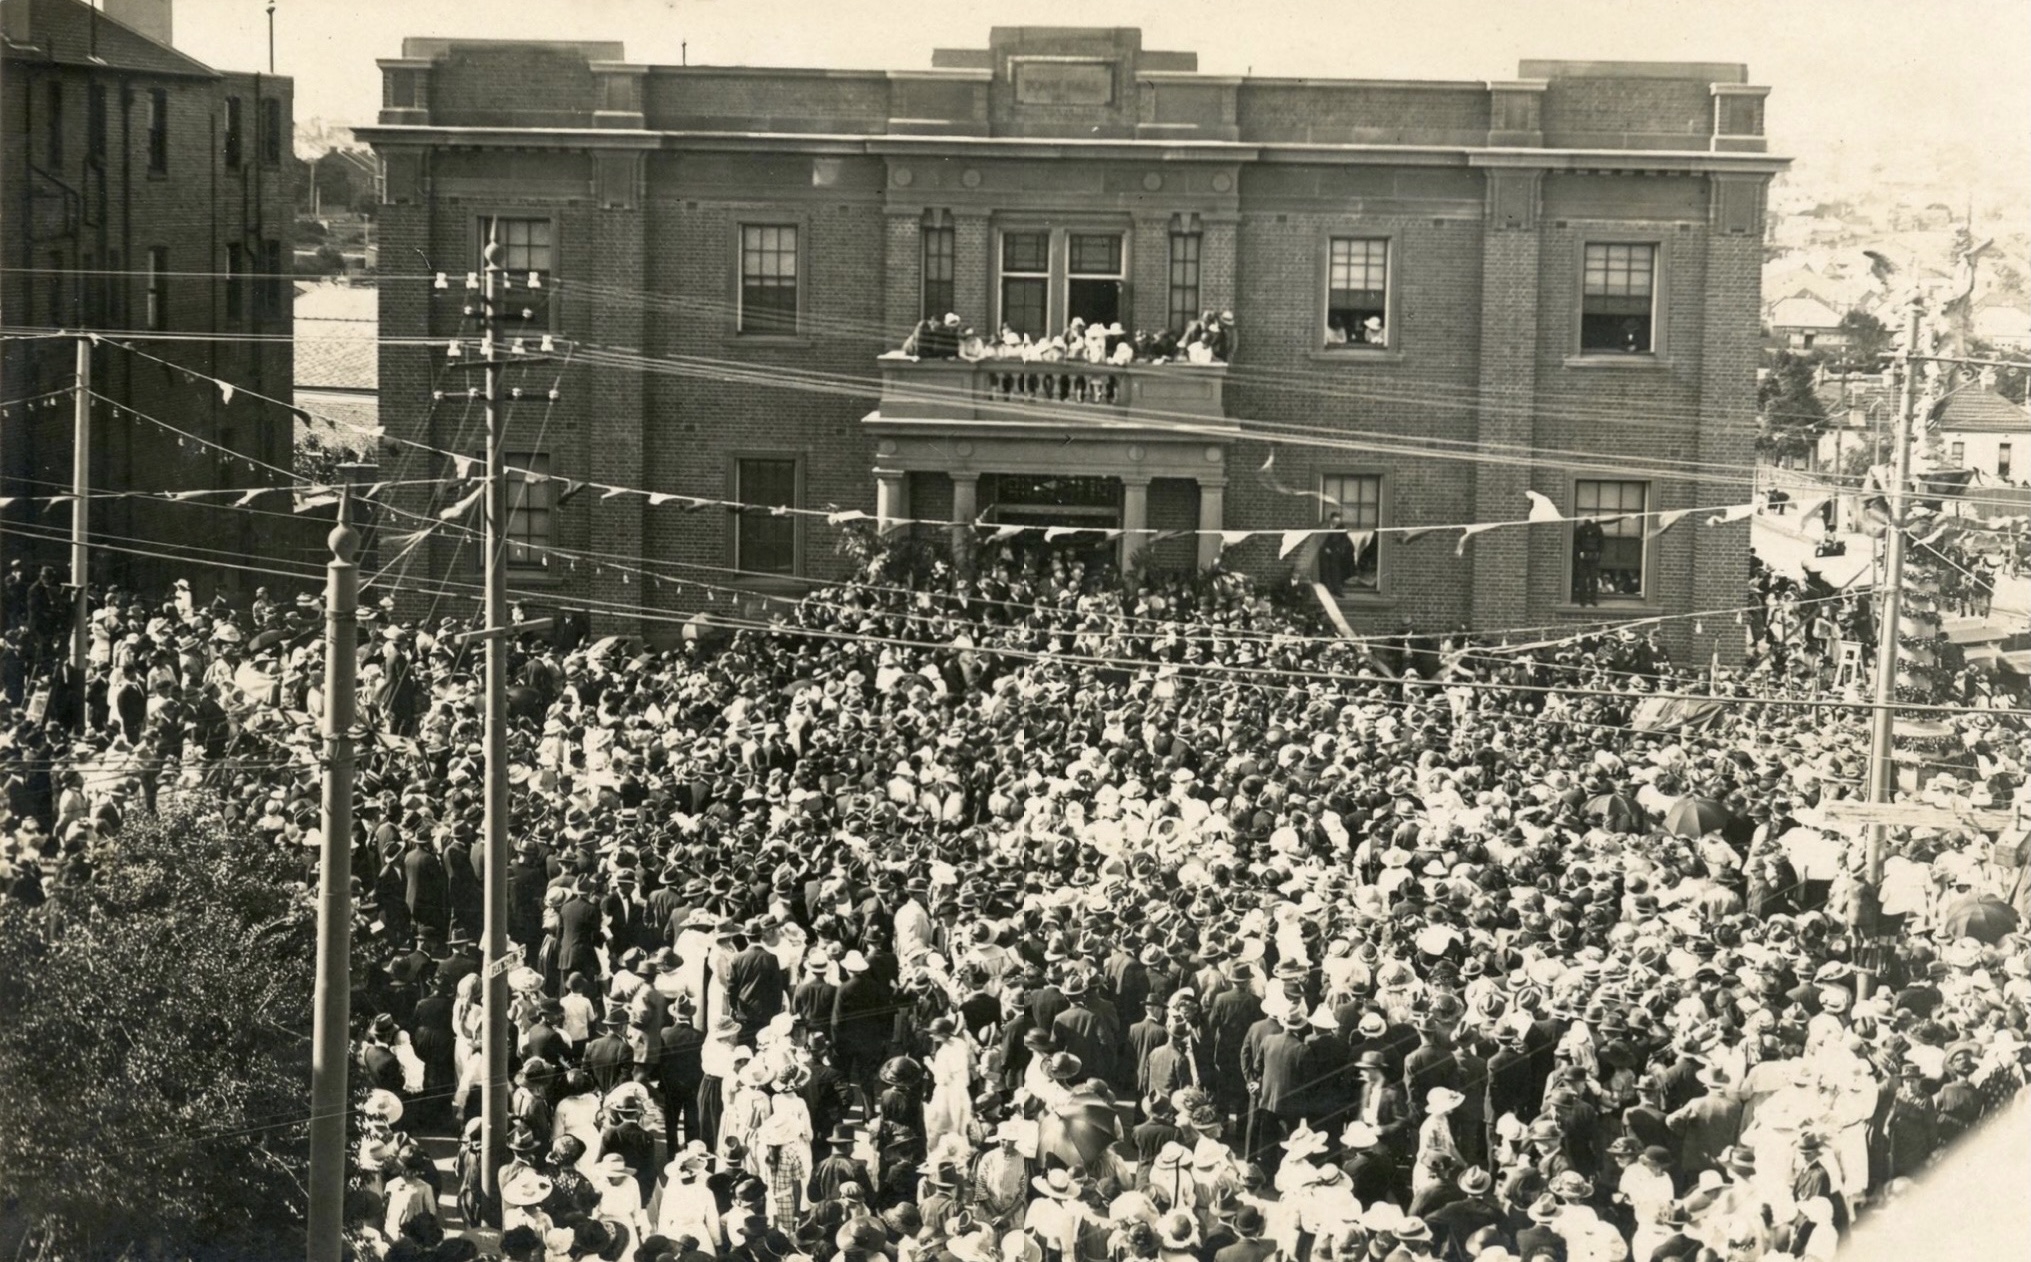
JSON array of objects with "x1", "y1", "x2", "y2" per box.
[
  {"x1": 1398, "y1": 526, "x2": 1438, "y2": 544},
  {"x1": 1525, "y1": 491, "x2": 1563, "y2": 523},
  {"x1": 990, "y1": 524, "x2": 1024, "y2": 541},
  {"x1": 295, "y1": 491, "x2": 339, "y2": 513},
  {"x1": 233, "y1": 488, "x2": 271, "y2": 507},
  {"x1": 827, "y1": 509, "x2": 870, "y2": 526},
  {"x1": 1044, "y1": 526, "x2": 1079, "y2": 542},
  {"x1": 646, "y1": 492, "x2": 676, "y2": 506},
  {"x1": 218, "y1": 381, "x2": 235, "y2": 406},
  {"x1": 439, "y1": 486, "x2": 484, "y2": 520},
  {"x1": 1706, "y1": 502, "x2": 1755, "y2": 526},
  {"x1": 1346, "y1": 529, "x2": 1375, "y2": 557},
  {"x1": 1259, "y1": 447, "x2": 1276, "y2": 473},
  {"x1": 601, "y1": 485, "x2": 628, "y2": 500},
  {"x1": 1219, "y1": 530, "x2": 1253, "y2": 550},
  {"x1": 1278, "y1": 530, "x2": 1314, "y2": 559},
  {"x1": 1644, "y1": 509, "x2": 1693, "y2": 540},
  {"x1": 451, "y1": 454, "x2": 476, "y2": 479},
  {"x1": 1455, "y1": 523, "x2": 1498, "y2": 556}
]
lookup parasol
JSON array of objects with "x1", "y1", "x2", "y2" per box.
[
  {"x1": 1939, "y1": 892, "x2": 2019, "y2": 945},
  {"x1": 1036, "y1": 1097, "x2": 1122, "y2": 1172},
  {"x1": 1662, "y1": 795, "x2": 1732, "y2": 838},
  {"x1": 1585, "y1": 791, "x2": 1645, "y2": 832}
]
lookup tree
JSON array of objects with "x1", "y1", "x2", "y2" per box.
[
  {"x1": 0, "y1": 802, "x2": 357, "y2": 1260},
  {"x1": 1757, "y1": 350, "x2": 1830, "y2": 463},
  {"x1": 1836, "y1": 309, "x2": 1893, "y2": 367}
]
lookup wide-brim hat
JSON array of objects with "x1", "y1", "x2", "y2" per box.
[
  {"x1": 1031, "y1": 1168, "x2": 1079, "y2": 1199},
  {"x1": 500, "y1": 1168, "x2": 554, "y2": 1207},
  {"x1": 1426, "y1": 1087, "x2": 1465, "y2": 1115}
]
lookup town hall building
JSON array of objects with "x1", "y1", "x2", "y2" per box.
[{"x1": 359, "y1": 27, "x2": 1783, "y2": 660}]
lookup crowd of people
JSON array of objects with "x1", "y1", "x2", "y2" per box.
[
  {"x1": 891, "y1": 312, "x2": 1234, "y2": 371},
  {"x1": 2, "y1": 534, "x2": 2028, "y2": 1262}
]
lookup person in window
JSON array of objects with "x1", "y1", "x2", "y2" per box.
[
  {"x1": 1317, "y1": 513, "x2": 1358, "y2": 598},
  {"x1": 1325, "y1": 319, "x2": 1350, "y2": 346},
  {"x1": 899, "y1": 320, "x2": 934, "y2": 358},
  {"x1": 923, "y1": 315, "x2": 961, "y2": 360},
  {"x1": 1360, "y1": 316, "x2": 1386, "y2": 348},
  {"x1": 958, "y1": 327, "x2": 989, "y2": 363},
  {"x1": 1616, "y1": 318, "x2": 1644, "y2": 353},
  {"x1": 1211, "y1": 311, "x2": 1236, "y2": 361},
  {"x1": 1572, "y1": 520, "x2": 1605, "y2": 607}
]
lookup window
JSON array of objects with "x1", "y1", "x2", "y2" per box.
[
  {"x1": 1167, "y1": 232, "x2": 1202, "y2": 334},
  {"x1": 260, "y1": 98, "x2": 283, "y2": 167},
  {"x1": 1000, "y1": 231, "x2": 1049, "y2": 338},
  {"x1": 1066, "y1": 233, "x2": 1123, "y2": 328},
  {"x1": 225, "y1": 243, "x2": 244, "y2": 319},
  {"x1": 146, "y1": 88, "x2": 168, "y2": 173},
  {"x1": 735, "y1": 458, "x2": 799, "y2": 575},
  {"x1": 1572, "y1": 479, "x2": 1649, "y2": 601},
  {"x1": 255, "y1": 239, "x2": 283, "y2": 320},
  {"x1": 1326, "y1": 237, "x2": 1389, "y2": 348},
  {"x1": 88, "y1": 83, "x2": 106, "y2": 167},
  {"x1": 146, "y1": 247, "x2": 167, "y2": 329},
  {"x1": 1319, "y1": 473, "x2": 1383, "y2": 592},
  {"x1": 505, "y1": 454, "x2": 555, "y2": 567},
  {"x1": 224, "y1": 96, "x2": 243, "y2": 168},
  {"x1": 921, "y1": 223, "x2": 955, "y2": 322},
  {"x1": 46, "y1": 80, "x2": 63, "y2": 168},
  {"x1": 1948, "y1": 440, "x2": 1965, "y2": 467},
  {"x1": 2001, "y1": 443, "x2": 2015, "y2": 481},
  {"x1": 738, "y1": 225, "x2": 798, "y2": 335},
  {"x1": 482, "y1": 218, "x2": 552, "y2": 328},
  {"x1": 1581, "y1": 243, "x2": 1656, "y2": 353}
]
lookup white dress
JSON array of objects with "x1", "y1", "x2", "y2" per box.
[{"x1": 924, "y1": 1036, "x2": 975, "y2": 1149}]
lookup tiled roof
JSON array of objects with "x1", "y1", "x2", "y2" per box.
[
  {"x1": 1935, "y1": 387, "x2": 2030, "y2": 435},
  {"x1": 2, "y1": 0, "x2": 218, "y2": 78}
]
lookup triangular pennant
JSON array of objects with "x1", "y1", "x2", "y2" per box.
[
  {"x1": 1644, "y1": 509, "x2": 1693, "y2": 541},
  {"x1": 646, "y1": 492, "x2": 676, "y2": 506},
  {"x1": 1278, "y1": 529, "x2": 1315, "y2": 559},
  {"x1": 233, "y1": 488, "x2": 267, "y2": 507},
  {"x1": 1398, "y1": 526, "x2": 1438, "y2": 543},
  {"x1": 219, "y1": 381, "x2": 235, "y2": 407},
  {"x1": 167, "y1": 490, "x2": 210, "y2": 501},
  {"x1": 294, "y1": 492, "x2": 339, "y2": 513},
  {"x1": 827, "y1": 509, "x2": 871, "y2": 526},
  {"x1": 1043, "y1": 526, "x2": 1080, "y2": 541},
  {"x1": 1455, "y1": 523, "x2": 1499, "y2": 556},
  {"x1": 1218, "y1": 530, "x2": 1253, "y2": 549},
  {"x1": 439, "y1": 486, "x2": 485, "y2": 520},
  {"x1": 45, "y1": 496, "x2": 74, "y2": 513},
  {"x1": 1346, "y1": 529, "x2": 1375, "y2": 557},
  {"x1": 601, "y1": 485, "x2": 629, "y2": 500},
  {"x1": 1525, "y1": 490, "x2": 1563, "y2": 524},
  {"x1": 989, "y1": 524, "x2": 1024, "y2": 542},
  {"x1": 451, "y1": 454, "x2": 476, "y2": 479},
  {"x1": 1706, "y1": 502, "x2": 1755, "y2": 526}
]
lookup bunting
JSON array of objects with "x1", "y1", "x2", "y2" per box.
[
  {"x1": 439, "y1": 486, "x2": 485, "y2": 521},
  {"x1": 1525, "y1": 491, "x2": 1563, "y2": 524},
  {"x1": 1455, "y1": 522, "x2": 1499, "y2": 556}
]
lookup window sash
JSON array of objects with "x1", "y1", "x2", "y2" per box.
[
  {"x1": 736, "y1": 459, "x2": 799, "y2": 575},
  {"x1": 146, "y1": 247, "x2": 167, "y2": 330},
  {"x1": 260, "y1": 99, "x2": 283, "y2": 166},
  {"x1": 226, "y1": 244, "x2": 244, "y2": 318},
  {"x1": 224, "y1": 96, "x2": 243, "y2": 167},
  {"x1": 1326, "y1": 238, "x2": 1389, "y2": 346},
  {"x1": 1582, "y1": 244, "x2": 1655, "y2": 297},
  {"x1": 47, "y1": 81, "x2": 63, "y2": 168},
  {"x1": 491, "y1": 218, "x2": 553, "y2": 276},
  {"x1": 1068, "y1": 233, "x2": 1122, "y2": 277},
  {"x1": 1573, "y1": 479, "x2": 1649, "y2": 598},
  {"x1": 922, "y1": 225, "x2": 955, "y2": 321},
  {"x1": 739, "y1": 225, "x2": 798, "y2": 335},
  {"x1": 504, "y1": 454, "x2": 553, "y2": 566},
  {"x1": 1167, "y1": 233, "x2": 1201, "y2": 333},
  {"x1": 1319, "y1": 474, "x2": 1383, "y2": 590},
  {"x1": 1001, "y1": 231, "x2": 1049, "y2": 275},
  {"x1": 147, "y1": 90, "x2": 168, "y2": 172}
]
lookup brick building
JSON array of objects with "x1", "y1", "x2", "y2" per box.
[
  {"x1": 359, "y1": 28, "x2": 1783, "y2": 660},
  {"x1": 2, "y1": 0, "x2": 294, "y2": 597}
]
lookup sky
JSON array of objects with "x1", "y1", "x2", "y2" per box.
[{"x1": 163, "y1": 0, "x2": 2031, "y2": 203}]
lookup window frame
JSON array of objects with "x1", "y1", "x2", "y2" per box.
[
  {"x1": 224, "y1": 95, "x2": 244, "y2": 168},
  {"x1": 146, "y1": 88, "x2": 168, "y2": 175},
  {"x1": 1569, "y1": 478, "x2": 1654, "y2": 605},
  {"x1": 991, "y1": 220, "x2": 1134, "y2": 340},
  {"x1": 1321, "y1": 235, "x2": 1394, "y2": 352},
  {"x1": 729, "y1": 453, "x2": 805, "y2": 578},
  {"x1": 736, "y1": 222, "x2": 802, "y2": 338},
  {"x1": 921, "y1": 221, "x2": 956, "y2": 323},
  {"x1": 145, "y1": 246, "x2": 167, "y2": 330},
  {"x1": 260, "y1": 97, "x2": 283, "y2": 167},
  {"x1": 473, "y1": 214, "x2": 558, "y2": 332},
  {"x1": 1577, "y1": 240, "x2": 1663, "y2": 357},
  {"x1": 1317, "y1": 471, "x2": 1390, "y2": 598},
  {"x1": 1948, "y1": 440, "x2": 1965, "y2": 467},
  {"x1": 225, "y1": 242, "x2": 244, "y2": 319},
  {"x1": 1167, "y1": 231, "x2": 1202, "y2": 334},
  {"x1": 466, "y1": 452, "x2": 557, "y2": 573}
]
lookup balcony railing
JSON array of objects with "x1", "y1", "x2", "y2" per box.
[{"x1": 872, "y1": 356, "x2": 1229, "y2": 427}]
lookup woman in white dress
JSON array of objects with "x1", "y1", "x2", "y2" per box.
[
  {"x1": 654, "y1": 1142, "x2": 722, "y2": 1252},
  {"x1": 923, "y1": 1017, "x2": 976, "y2": 1150},
  {"x1": 1412, "y1": 1088, "x2": 1465, "y2": 1198}
]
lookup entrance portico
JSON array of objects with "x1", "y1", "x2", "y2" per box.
[{"x1": 863, "y1": 359, "x2": 1236, "y2": 572}]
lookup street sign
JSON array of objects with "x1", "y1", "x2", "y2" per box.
[
  {"x1": 1817, "y1": 799, "x2": 2016, "y2": 832},
  {"x1": 484, "y1": 943, "x2": 525, "y2": 980}
]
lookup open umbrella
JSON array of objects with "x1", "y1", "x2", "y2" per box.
[
  {"x1": 1585, "y1": 791, "x2": 1644, "y2": 832},
  {"x1": 1662, "y1": 795, "x2": 1731, "y2": 838},
  {"x1": 1940, "y1": 892, "x2": 2020, "y2": 945}
]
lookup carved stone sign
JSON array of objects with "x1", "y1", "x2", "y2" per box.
[{"x1": 1013, "y1": 59, "x2": 1115, "y2": 107}]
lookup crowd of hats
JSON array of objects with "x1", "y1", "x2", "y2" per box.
[{"x1": 1, "y1": 540, "x2": 2027, "y2": 1262}]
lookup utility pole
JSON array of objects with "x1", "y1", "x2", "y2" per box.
[
  {"x1": 70, "y1": 336, "x2": 91, "y2": 675},
  {"x1": 479, "y1": 227, "x2": 511, "y2": 1209},
  {"x1": 1859, "y1": 297, "x2": 1924, "y2": 1000},
  {"x1": 307, "y1": 487, "x2": 357, "y2": 1262}
]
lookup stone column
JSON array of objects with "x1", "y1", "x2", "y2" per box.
[
  {"x1": 950, "y1": 472, "x2": 979, "y2": 571},
  {"x1": 875, "y1": 468, "x2": 910, "y2": 536},
  {"x1": 1196, "y1": 479, "x2": 1225, "y2": 570},
  {"x1": 1120, "y1": 476, "x2": 1150, "y2": 574}
]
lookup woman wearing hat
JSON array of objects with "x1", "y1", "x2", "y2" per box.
[
  {"x1": 1411, "y1": 1088, "x2": 1466, "y2": 1199},
  {"x1": 924, "y1": 1015, "x2": 979, "y2": 1151},
  {"x1": 655, "y1": 1142, "x2": 724, "y2": 1252}
]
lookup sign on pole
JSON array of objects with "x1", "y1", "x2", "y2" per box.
[
  {"x1": 1817, "y1": 799, "x2": 2015, "y2": 833},
  {"x1": 484, "y1": 942, "x2": 525, "y2": 981}
]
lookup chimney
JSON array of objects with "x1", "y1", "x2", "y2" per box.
[{"x1": 103, "y1": 0, "x2": 173, "y2": 47}]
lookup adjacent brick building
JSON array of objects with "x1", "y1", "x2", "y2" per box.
[
  {"x1": 1, "y1": 0, "x2": 295, "y2": 598},
  {"x1": 359, "y1": 28, "x2": 1783, "y2": 660}
]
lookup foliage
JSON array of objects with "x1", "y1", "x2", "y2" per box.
[
  {"x1": 1968, "y1": 338, "x2": 2029, "y2": 404},
  {"x1": 0, "y1": 802, "x2": 344, "y2": 1261},
  {"x1": 295, "y1": 243, "x2": 349, "y2": 279},
  {"x1": 1757, "y1": 350, "x2": 1831, "y2": 461},
  {"x1": 1836, "y1": 309, "x2": 1894, "y2": 367}
]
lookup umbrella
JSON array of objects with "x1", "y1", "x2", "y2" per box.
[
  {"x1": 1036, "y1": 1097, "x2": 1122, "y2": 1172},
  {"x1": 1663, "y1": 795, "x2": 1731, "y2": 838},
  {"x1": 1940, "y1": 892, "x2": 2020, "y2": 945},
  {"x1": 1585, "y1": 791, "x2": 1644, "y2": 832}
]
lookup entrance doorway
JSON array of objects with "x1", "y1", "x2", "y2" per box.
[{"x1": 981, "y1": 474, "x2": 1122, "y2": 572}]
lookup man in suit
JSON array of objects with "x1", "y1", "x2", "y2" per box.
[
  {"x1": 402, "y1": 833, "x2": 450, "y2": 941},
  {"x1": 1666, "y1": 1065, "x2": 1744, "y2": 1180},
  {"x1": 411, "y1": 976, "x2": 459, "y2": 1127},
  {"x1": 654, "y1": 994, "x2": 706, "y2": 1147},
  {"x1": 1052, "y1": 969, "x2": 1123, "y2": 1093},
  {"x1": 1515, "y1": 1195, "x2": 1568, "y2": 1262},
  {"x1": 584, "y1": 1007, "x2": 635, "y2": 1094},
  {"x1": 554, "y1": 882, "x2": 604, "y2": 988},
  {"x1": 1348, "y1": 1050, "x2": 1411, "y2": 1158},
  {"x1": 1126, "y1": 1000, "x2": 1171, "y2": 1097},
  {"x1": 830, "y1": 950, "x2": 890, "y2": 1100},
  {"x1": 505, "y1": 837, "x2": 550, "y2": 953},
  {"x1": 726, "y1": 918, "x2": 788, "y2": 1043},
  {"x1": 1212, "y1": 1206, "x2": 1277, "y2": 1262},
  {"x1": 441, "y1": 825, "x2": 483, "y2": 944},
  {"x1": 1340, "y1": 1121, "x2": 1397, "y2": 1207},
  {"x1": 1253, "y1": 1008, "x2": 1312, "y2": 1162},
  {"x1": 1206, "y1": 968, "x2": 1264, "y2": 1121}
]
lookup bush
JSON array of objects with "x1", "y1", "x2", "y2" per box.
[{"x1": 0, "y1": 801, "x2": 354, "y2": 1260}]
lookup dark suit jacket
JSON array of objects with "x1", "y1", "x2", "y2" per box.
[
  {"x1": 584, "y1": 1032, "x2": 634, "y2": 1092},
  {"x1": 554, "y1": 895, "x2": 603, "y2": 981},
  {"x1": 726, "y1": 944, "x2": 787, "y2": 1031},
  {"x1": 832, "y1": 974, "x2": 893, "y2": 1053},
  {"x1": 402, "y1": 845, "x2": 449, "y2": 935},
  {"x1": 1515, "y1": 1224, "x2": 1568, "y2": 1262}
]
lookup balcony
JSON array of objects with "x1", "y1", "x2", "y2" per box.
[{"x1": 870, "y1": 356, "x2": 1230, "y2": 432}]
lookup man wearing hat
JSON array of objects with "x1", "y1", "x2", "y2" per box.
[
  {"x1": 727, "y1": 917, "x2": 788, "y2": 1044},
  {"x1": 1666, "y1": 1064, "x2": 1743, "y2": 1181}
]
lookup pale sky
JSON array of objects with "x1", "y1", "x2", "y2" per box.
[{"x1": 166, "y1": 0, "x2": 2030, "y2": 200}]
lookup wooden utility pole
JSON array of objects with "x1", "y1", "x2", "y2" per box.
[
  {"x1": 479, "y1": 226, "x2": 511, "y2": 1208},
  {"x1": 70, "y1": 336, "x2": 91, "y2": 675}
]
